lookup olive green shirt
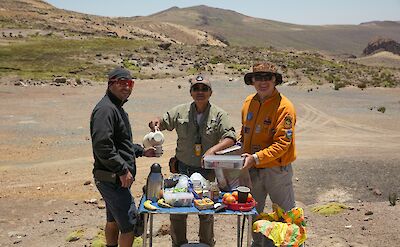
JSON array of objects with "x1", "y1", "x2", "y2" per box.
[{"x1": 160, "y1": 102, "x2": 236, "y2": 167}]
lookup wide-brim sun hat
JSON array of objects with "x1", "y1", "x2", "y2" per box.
[{"x1": 244, "y1": 62, "x2": 283, "y2": 85}]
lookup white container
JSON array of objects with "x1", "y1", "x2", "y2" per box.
[
  {"x1": 163, "y1": 190, "x2": 194, "y2": 207},
  {"x1": 143, "y1": 128, "x2": 165, "y2": 157},
  {"x1": 203, "y1": 155, "x2": 245, "y2": 169}
]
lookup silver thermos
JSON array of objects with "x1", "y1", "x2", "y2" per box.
[{"x1": 145, "y1": 163, "x2": 163, "y2": 202}]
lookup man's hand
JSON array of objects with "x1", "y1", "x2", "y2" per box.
[
  {"x1": 201, "y1": 148, "x2": 216, "y2": 166},
  {"x1": 143, "y1": 147, "x2": 156, "y2": 157},
  {"x1": 119, "y1": 170, "x2": 134, "y2": 188},
  {"x1": 203, "y1": 147, "x2": 216, "y2": 156},
  {"x1": 241, "y1": 153, "x2": 256, "y2": 170},
  {"x1": 148, "y1": 118, "x2": 161, "y2": 131}
]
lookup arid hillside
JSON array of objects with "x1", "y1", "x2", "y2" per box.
[
  {"x1": 0, "y1": 0, "x2": 223, "y2": 46},
  {"x1": 0, "y1": 0, "x2": 399, "y2": 88},
  {"x1": 2, "y1": 1, "x2": 400, "y2": 55},
  {"x1": 139, "y1": 5, "x2": 400, "y2": 55}
]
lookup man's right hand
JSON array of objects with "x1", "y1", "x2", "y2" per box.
[
  {"x1": 148, "y1": 117, "x2": 161, "y2": 131},
  {"x1": 241, "y1": 153, "x2": 256, "y2": 170},
  {"x1": 119, "y1": 170, "x2": 134, "y2": 188}
]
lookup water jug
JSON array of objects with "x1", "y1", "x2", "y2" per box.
[{"x1": 145, "y1": 163, "x2": 164, "y2": 202}]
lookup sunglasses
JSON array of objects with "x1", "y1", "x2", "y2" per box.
[
  {"x1": 191, "y1": 85, "x2": 210, "y2": 92},
  {"x1": 110, "y1": 79, "x2": 134, "y2": 88},
  {"x1": 253, "y1": 73, "x2": 275, "y2": 82}
]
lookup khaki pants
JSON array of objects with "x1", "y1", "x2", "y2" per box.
[
  {"x1": 170, "y1": 214, "x2": 214, "y2": 247},
  {"x1": 250, "y1": 165, "x2": 296, "y2": 247}
]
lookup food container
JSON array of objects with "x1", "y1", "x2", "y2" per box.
[
  {"x1": 163, "y1": 190, "x2": 194, "y2": 207},
  {"x1": 194, "y1": 198, "x2": 215, "y2": 210},
  {"x1": 203, "y1": 155, "x2": 245, "y2": 169}
]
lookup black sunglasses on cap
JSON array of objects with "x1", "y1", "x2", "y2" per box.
[
  {"x1": 253, "y1": 72, "x2": 275, "y2": 82},
  {"x1": 191, "y1": 85, "x2": 210, "y2": 92}
]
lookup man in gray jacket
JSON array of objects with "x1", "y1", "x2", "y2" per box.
[{"x1": 90, "y1": 67, "x2": 155, "y2": 247}]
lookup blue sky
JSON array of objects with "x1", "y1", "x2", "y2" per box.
[{"x1": 45, "y1": 0, "x2": 400, "y2": 25}]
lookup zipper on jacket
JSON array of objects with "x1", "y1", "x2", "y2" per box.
[{"x1": 249, "y1": 99, "x2": 262, "y2": 153}]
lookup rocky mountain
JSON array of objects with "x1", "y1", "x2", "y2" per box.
[
  {"x1": 0, "y1": 0, "x2": 224, "y2": 46},
  {"x1": 137, "y1": 5, "x2": 400, "y2": 55},
  {"x1": 2, "y1": 1, "x2": 400, "y2": 55},
  {"x1": 362, "y1": 37, "x2": 400, "y2": 56}
]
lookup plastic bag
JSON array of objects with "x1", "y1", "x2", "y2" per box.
[
  {"x1": 215, "y1": 168, "x2": 252, "y2": 192},
  {"x1": 253, "y1": 204, "x2": 307, "y2": 246}
]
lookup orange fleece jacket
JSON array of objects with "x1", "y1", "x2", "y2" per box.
[{"x1": 240, "y1": 89, "x2": 296, "y2": 168}]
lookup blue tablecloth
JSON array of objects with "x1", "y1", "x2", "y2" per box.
[{"x1": 138, "y1": 196, "x2": 257, "y2": 215}]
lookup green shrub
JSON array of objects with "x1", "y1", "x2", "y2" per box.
[
  {"x1": 66, "y1": 229, "x2": 84, "y2": 242},
  {"x1": 357, "y1": 82, "x2": 367, "y2": 89},
  {"x1": 122, "y1": 59, "x2": 140, "y2": 71},
  {"x1": 333, "y1": 82, "x2": 346, "y2": 90},
  {"x1": 209, "y1": 56, "x2": 224, "y2": 64}
]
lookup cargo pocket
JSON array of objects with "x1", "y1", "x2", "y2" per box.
[
  {"x1": 204, "y1": 122, "x2": 218, "y2": 143},
  {"x1": 176, "y1": 118, "x2": 189, "y2": 139}
]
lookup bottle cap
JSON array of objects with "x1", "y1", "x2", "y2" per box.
[{"x1": 150, "y1": 163, "x2": 161, "y2": 173}]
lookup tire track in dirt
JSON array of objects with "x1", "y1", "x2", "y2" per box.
[
  {"x1": 297, "y1": 103, "x2": 400, "y2": 136},
  {"x1": 296, "y1": 103, "x2": 400, "y2": 150}
]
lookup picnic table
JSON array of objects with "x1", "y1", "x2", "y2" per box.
[{"x1": 138, "y1": 196, "x2": 257, "y2": 247}]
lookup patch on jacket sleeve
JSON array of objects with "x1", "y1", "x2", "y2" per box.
[
  {"x1": 284, "y1": 115, "x2": 293, "y2": 129},
  {"x1": 285, "y1": 129, "x2": 293, "y2": 140},
  {"x1": 247, "y1": 112, "x2": 253, "y2": 121}
]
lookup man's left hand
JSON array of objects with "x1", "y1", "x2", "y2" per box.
[
  {"x1": 241, "y1": 153, "x2": 255, "y2": 170},
  {"x1": 143, "y1": 147, "x2": 156, "y2": 157}
]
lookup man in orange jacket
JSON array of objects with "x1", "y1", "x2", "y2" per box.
[{"x1": 240, "y1": 62, "x2": 297, "y2": 247}]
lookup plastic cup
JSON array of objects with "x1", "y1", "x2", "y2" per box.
[{"x1": 237, "y1": 186, "x2": 250, "y2": 203}]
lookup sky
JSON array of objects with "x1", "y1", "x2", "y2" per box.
[{"x1": 45, "y1": 0, "x2": 400, "y2": 25}]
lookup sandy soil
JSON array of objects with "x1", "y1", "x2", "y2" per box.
[{"x1": 1, "y1": 77, "x2": 400, "y2": 246}]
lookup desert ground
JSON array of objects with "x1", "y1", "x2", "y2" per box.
[{"x1": 1, "y1": 77, "x2": 400, "y2": 247}]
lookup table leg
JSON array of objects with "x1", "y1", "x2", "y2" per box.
[
  {"x1": 247, "y1": 215, "x2": 252, "y2": 247},
  {"x1": 142, "y1": 213, "x2": 148, "y2": 247},
  {"x1": 149, "y1": 214, "x2": 153, "y2": 247},
  {"x1": 237, "y1": 215, "x2": 241, "y2": 247}
]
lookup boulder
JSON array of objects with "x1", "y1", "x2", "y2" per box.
[{"x1": 362, "y1": 37, "x2": 400, "y2": 56}]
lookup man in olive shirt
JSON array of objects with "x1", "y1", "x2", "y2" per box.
[{"x1": 149, "y1": 75, "x2": 236, "y2": 247}]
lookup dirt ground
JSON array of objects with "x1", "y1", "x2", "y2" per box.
[{"x1": 1, "y1": 77, "x2": 400, "y2": 247}]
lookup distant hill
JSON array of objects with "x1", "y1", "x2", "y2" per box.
[
  {"x1": 136, "y1": 5, "x2": 400, "y2": 55},
  {"x1": 0, "y1": 0, "x2": 225, "y2": 46},
  {"x1": 1, "y1": 1, "x2": 400, "y2": 55}
]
